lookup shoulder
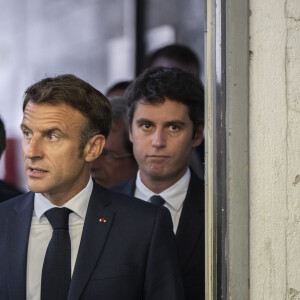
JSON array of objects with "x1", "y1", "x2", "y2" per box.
[
  {"x1": 109, "y1": 176, "x2": 136, "y2": 195},
  {"x1": 183, "y1": 169, "x2": 205, "y2": 212},
  {"x1": 0, "y1": 192, "x2": 33, "y2": 229},
  {"x1": 188, "y1": 169, "x2": 205, "y2": 194},
  {"x1": 0, "y1": 190, "x2": 32, "y2": 209},
  {"x1": 93, "y1": 182, "x2": 172, "y2": 223},
  {"x1": 107, "y1": 185, "x2": 163, "y2": 215},
  {"x1": 0, "y1": 192, "x2": 25, "y2": 207}
]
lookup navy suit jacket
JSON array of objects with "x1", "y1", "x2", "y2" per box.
[
  {"x1": 0, "y1": 183, "x2": 184, "y2": 300},
  {"x1": 111, "y1": 170, "x2": 205, "y2": 300}
]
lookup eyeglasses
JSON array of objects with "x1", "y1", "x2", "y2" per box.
[{"x1": 101, "y1": 148, "x2": 133, "y2": 161}]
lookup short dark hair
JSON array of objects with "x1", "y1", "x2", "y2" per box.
[
  {"x1": 125, "y1": 66, "x2": 204, "y2": 137},
  {"x1": 0, "y1": 117, "x2": 6, "y2": 157},
  {"x1": 144, "y1": 44, "x2": 200, "y2": 77},
  {"x1": 106, "y1": 80, "x2": 133, "y2": 97},
  {"x1": 23, "y1": 74, "x2": 112, "y2": 153}
]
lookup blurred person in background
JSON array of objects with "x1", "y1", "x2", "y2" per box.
[
  {"x1": 0, "y1": 117, "x2": 23, "y2": 202},
  {"x1": 91, "y1": 97, "x2": 138, "y2": 187},
  {"x1": 143, "y1": 43, "x2": 201, "y2": 78},
  {"x1": 105, "y1": 80, "x2": 132, "y2": 97}
]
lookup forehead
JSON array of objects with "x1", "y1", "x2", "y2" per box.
[
  {"x1": 22, "y1": 101, "x2": 86, "y2": 131},
  {"x1": 105, "y1": 120, "x2": 126, "y2": 149},
  {"x1": 133, "y1": 98, "x2": 190, "y2": 121}
]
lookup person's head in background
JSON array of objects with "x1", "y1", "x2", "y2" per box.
[
  {"x1": 126, "y1": 66, "x2": 204, "y2": 192},
  {"x1": 91, "y1": 97, "x2": 138, "y2": 187},
  {"x1": 0, "y1": 117, "x2": 6, "y2": 158},
  {"x1": 143, "y1": 44, "x2": 201, "y2": 78},
  {"x1": 106, "y1": 80, "x2": 133, "y2": 97}
]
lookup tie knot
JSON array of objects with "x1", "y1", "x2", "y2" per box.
[
  {"x1": 149, "y1": 195, "x2": 165, "y2": 206},
  {"x1": 45, "y1": 207, "x2": 72, "y2": 230}
]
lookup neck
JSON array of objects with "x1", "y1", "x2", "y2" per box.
[
  {"x1": 42, "y1": 176, "x2": 90, "y2": 206},
  {"x1": 140, "y1": 168, "x2": 187, "y2": 194}
]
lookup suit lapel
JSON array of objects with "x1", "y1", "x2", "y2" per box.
[
  {"x1": 6, "y1": 192, "x2": 34, "y2": 299},
  {"x1": 176, "y1": 171, "x2": 205, "y2": 269},
  {"x1": 68, "y1": 184, "x2": 115, "y2": 300}
]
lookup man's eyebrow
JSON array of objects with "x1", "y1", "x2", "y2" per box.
[
  {"x1": 165, "y1": 120, "x2": 186, "y2": 126},
  {"x1": 20, "y1": 124, "x2": 67, "y2": 136},
  {"x1": 20, "y1": 123, "x2": 29, "y2": 131},
  {"x1": 135, "y1": 118, "x2": 186, "y2": 127},
  {"x1": 44, "y1": 127, "x2": 64, "y2": 133},
  {"x1": 135, "y1": 118, "x2": 154, "y2": 125},
  {"x1": 43, "y1": 127, "x2": 68, "y2": 136}
]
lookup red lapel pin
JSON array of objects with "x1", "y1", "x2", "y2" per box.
[{"x1": 99, "y1": 218, "x2": 107, "y2": 223}]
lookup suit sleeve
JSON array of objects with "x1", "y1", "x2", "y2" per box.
[{"x1": 143, "y1": 206, "x2": 185, "y2": 300}]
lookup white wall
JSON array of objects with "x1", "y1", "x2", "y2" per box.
[{"x1": 249, "y1": 0, "x2": 300, "y2": 298}]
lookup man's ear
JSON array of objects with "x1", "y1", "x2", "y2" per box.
[
  {"x1": 129, "y1": 128, "x2": 133, "y2": 143},
  {"x1": 84, "y1": 134, "x2": 106, "y2": 162},
  {"x1": 192, "y1": 125, "x2": 204, "y2": 148}
]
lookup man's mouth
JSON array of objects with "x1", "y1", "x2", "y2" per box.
[
  {"x1": 28, "y1": 167, "x2": 48, "y2": 173},
  {"x1": 147, "y1": 155, "x2": 169, "y2": 162},
  {"x1": 31, "y1": 168, "x2": 47, "y2": 173}
]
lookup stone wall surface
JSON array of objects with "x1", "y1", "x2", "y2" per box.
[{"x1": 250, "y1": 0, "x2": 300, "y2": 298}]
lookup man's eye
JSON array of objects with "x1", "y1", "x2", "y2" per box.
[
  {"x1": 170, "y1": 125, "x2": 179, "y2": 131},
  {"x1": 142, "y1": 124, "x2": 152, "y2": 130},
  {"x1": 49, "y1": 134, "x2": 58, "y2": 141},
  {"x1": 23, "y1": 130, "x2": 31, "y2": 138}
]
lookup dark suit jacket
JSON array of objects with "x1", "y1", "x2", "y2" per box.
[
  {"x1": 0, "y1": 180, "x2": 23, "y2": 203},
  {"x1": 111, "y1": 169, "x2": 205, "y2": 300},
  {"x1": 0, "y1": 183, "x2": 184, "y2": 300}
]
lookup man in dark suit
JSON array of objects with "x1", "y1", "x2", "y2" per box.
[
  {"x1": 0, "y1": 74, "x2": 184, "y2": 300},
  {"x1": 111, "y1": 66, "x2": 205, "y2": 299},
  {"x1": 0, "y1": 117, "x2": 23, "y2": 202}
]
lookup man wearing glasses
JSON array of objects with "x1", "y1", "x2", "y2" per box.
[{"x1": 91, "y1": 97, "x2": 138, "y2": 187}]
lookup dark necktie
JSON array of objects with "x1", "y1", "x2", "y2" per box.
[
  {"x1": 149, "y1": 195, "x2": 165, "y2": 206},
  {"x1": 41, "y1": 207, "x2": 72, "y2": 300}
]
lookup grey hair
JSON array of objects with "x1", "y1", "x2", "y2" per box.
[{"x1": 108, "y1": 97, "x2": 132, "y2": 154}]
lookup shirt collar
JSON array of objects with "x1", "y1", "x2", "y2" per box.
[
  {"x1": 135, "y1": 168, "x2": 191, "y2": 211},
  {"x1": 34, "y1": 177, "x2": 94, "y2": 221}
]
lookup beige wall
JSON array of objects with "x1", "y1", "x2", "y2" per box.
[{"x1": 249, "y1": 0, "x2": 300, "y2": 298}]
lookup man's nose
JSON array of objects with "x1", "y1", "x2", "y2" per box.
[
  {"x1": 152, "y1": 129, "x2": 166, "y2": 148},
  {"x1": 24, "y1": 137, "x2": 44, "y2": 159}
]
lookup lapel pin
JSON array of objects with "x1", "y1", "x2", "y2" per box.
[{"x1": 99, "y1": 218, "x2": 107, "y2": 223}]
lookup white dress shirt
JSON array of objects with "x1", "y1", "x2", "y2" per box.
[
  {"x1": 26, "y1": 177, "x2": 93, "y2": 300},
  {"x1": 135, "y1": 168, "x2": 191, "y2": 233}
]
